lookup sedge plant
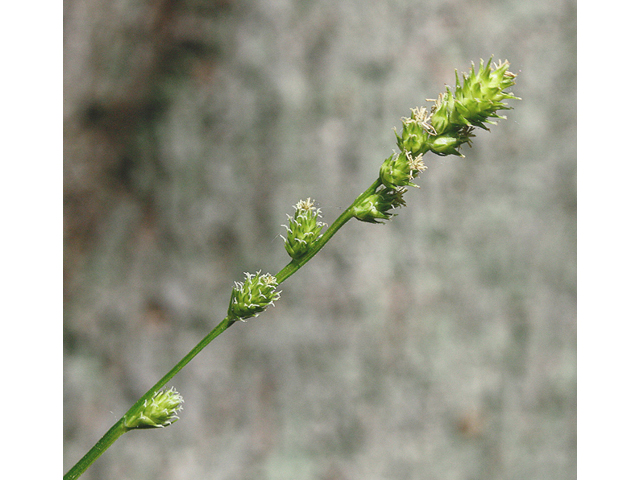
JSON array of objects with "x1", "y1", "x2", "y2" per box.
[{"x1": 64, "y1": 58, "x2": 518, "y2": 479}]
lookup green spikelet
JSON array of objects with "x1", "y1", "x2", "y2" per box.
[
  {"x1": 123, "y1": 388, "x2": 184, "y2": 430},
  {"x1": 227, "y1": 271, "x2": 281, "y2": 321},
  {"x1": 282, "y1": 198, "x2": 326, "y2": 259},
  {"x1": 353, "y1": 187, "x2": 407, "y2": 224},
  {"x1": 449, "y1": 58, "x2": 519, "y2": 130},
  {"x1": 395, "y1": 58, "x2": 519, "y2": 158}
]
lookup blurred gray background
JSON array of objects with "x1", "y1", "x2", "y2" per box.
[{"x1": 63, "y1": 0, "x2": 576, "y2": 479}]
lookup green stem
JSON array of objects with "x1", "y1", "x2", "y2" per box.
[
  {"x1": 65, "y1": 179, "x2": 382, "y2": 479},
  {"x1": 64, "y1": 316, "x2": 236, "y2": 479},
  {"x1": 63, "y1": 421, "x2": 127, "y2": 480}
]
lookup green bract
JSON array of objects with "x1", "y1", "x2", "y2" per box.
[{"x1": 227, "y1": 271, "x2": 281, "y2": 321}]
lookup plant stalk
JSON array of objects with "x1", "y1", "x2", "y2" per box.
[
  {"x1": 64, "y1": 316, "x2": 236, "y2": 479},
  {"x1": 65, "y1": 180, "x2": 381, "y2": 479},
  {"x1": 63, "y1": 421, "x2": 127, "y2": 480}
]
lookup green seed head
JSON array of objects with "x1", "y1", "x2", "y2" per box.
[
  {"x1": 379, "y1": 151, "x2": 426, "y2": 189},
  {"x1": 353, "y1": 187, "x2": 407, "y2": 224},
  {"x1": 395, "y1": 106, "x2": 434, "y2": 156},
  {"x1": 428, "y1": 127, "x2": 475, "y2": 156},
  {"x1": 227, "y1": 271, "x2": 281, "y2": 321},
  {"x1": 282, "y1": 198, "x2": 326, "y2": 259},
  {"x1": 123, "y1": 387, "x2": 184, "y2": 430},
  {"x1": 396, "y1": 58, "x2": 518, "y2": 158},
  {"x1": 450, "y1": 58, "x2": 518, "y2": 129}
]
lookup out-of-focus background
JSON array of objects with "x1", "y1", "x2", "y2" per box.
[{"x1": 63, "y1": 0, "x2": 576, "y2": 478}]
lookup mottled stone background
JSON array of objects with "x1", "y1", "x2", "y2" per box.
[{"x1": 63, "y1": 0, "x2": 576, "y2": 479}]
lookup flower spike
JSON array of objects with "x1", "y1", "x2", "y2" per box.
[
  {"x1": 394, "y1": 58, "x2": 518, "y2": 159},
  {"x1": 356, "y1": 58, "x2": 518, "y2": 223}
]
